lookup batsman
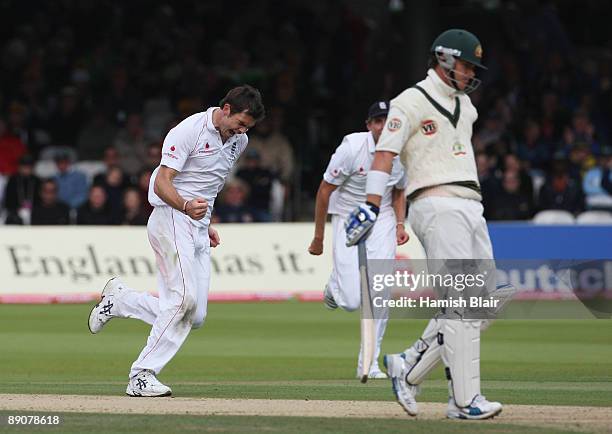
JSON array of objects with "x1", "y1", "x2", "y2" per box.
[{"x1": 346, "y1": 29, "x2": 503, "y2": 419}]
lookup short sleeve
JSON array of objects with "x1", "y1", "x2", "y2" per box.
[
  {"x1": 323, "y1": 136, "x2": 354, "y2": 185},
  {"x1": 395, "y1": 168, "x2": 409, "y2": 189},
  {"x1": 160, "y1": 121, "x2": 197, "y2": 172},
  {"x1": 375, "y1": 106, "x2": 411, "y2": 154},
  {"x1": 237, "y1": 134, "x2": 249, "y2": 158}
]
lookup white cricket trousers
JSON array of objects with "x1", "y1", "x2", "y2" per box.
[
  {"x1": 407, "y1": 196, "x2": 494, "y2": 404},
  {"x1": 327, "y1": 212, "x2": 396, "y2": 368},
  {"x1": 408, "y1": 196, "x2": 493, "y2": 260},
  {"x1": 114, "y1": 206, "x2": 211, "y2": 378}
]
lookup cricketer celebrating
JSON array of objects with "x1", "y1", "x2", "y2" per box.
[
  {"x1": 88, "y1": 85, "x2": 265, "y2": 397},
  {"x1": 309, "y1": 101, "x2": 409, "y2": 379},
  {"x1": 345, "y1": 30, "x2": 503, "y2": 419}
]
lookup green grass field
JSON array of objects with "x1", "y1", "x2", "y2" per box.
[{"x1": 1, "y1": 302, "x2": 611, "y2": 433}]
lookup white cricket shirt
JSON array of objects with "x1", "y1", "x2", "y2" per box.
[
  {"x1": 149, "y1": 107, "x2": 248, "y2": 227},
  {"x1": 323, "y1": 131, "x2": 407, "y2": 217}
]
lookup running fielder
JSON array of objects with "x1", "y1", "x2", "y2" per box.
[
  {"x1": 345, "y1": 30, "x2": 503, "y2": 419},
  {"x1": 309, "y1": 101, "x2": 409, "y2": 379},
  {"x1": 88, "y1": 85, "x2": 265, "y2": 397}
]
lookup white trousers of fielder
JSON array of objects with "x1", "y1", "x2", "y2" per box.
[
  {"x1": 111, "y1": 206, "x2": 211, "y2": 378},
  {"x1": 327, "y1": 212, "x2": 396, "y2": 371}
]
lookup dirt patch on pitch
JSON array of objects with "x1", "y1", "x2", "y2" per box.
[{"x1": 1, "y1": 394, "x2": 610, "y2": 433}]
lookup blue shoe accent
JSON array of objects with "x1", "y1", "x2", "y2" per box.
[
  {"x1": 469, "y1": 407, "x2": 483, "y2": 416},
  {"x1": 391, "y1": 377, "x2": 400, "y2": 399}
]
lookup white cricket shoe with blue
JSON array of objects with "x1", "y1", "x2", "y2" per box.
[
  {"x1": 447, "y1": 394, "x2": 502, "y2": 420},
  {"x1": 88, "y1": 277, "x2": 126, "y2": 334},
  {"x1": 384, "y1": 353, "x2": 418, "y2": 416},
  {"x1": 126, "y1": 370, "x2": 172, "y2": 397}
]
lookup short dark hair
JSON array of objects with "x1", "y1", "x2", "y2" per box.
[{"x1": 219, "y1": 85, "x2": 265, "y2": 122}]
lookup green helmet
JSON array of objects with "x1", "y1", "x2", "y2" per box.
[{"x1": 431, "y1": 29, "x2": 486, "y2": 70}]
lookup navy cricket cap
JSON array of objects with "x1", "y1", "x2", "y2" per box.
[{"x1": 367, "y1": 101, "x2": 389, "y2": 120}]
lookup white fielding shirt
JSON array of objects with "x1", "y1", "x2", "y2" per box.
[
  {"x1": 323, "y1": 131, "x2": 407, "y2": 217},
  {"x1": 148, "y1": 107, "x2": 248, "y2": 227}
]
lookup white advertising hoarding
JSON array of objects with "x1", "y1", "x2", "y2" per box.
[{"x1": 0, "y1": 223, "x2": 426, "y2": 303}]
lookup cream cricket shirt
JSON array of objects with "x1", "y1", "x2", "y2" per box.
[
  {"x1": 376, "y1": 69, "x2": 480, "y2": 198},
  {"x1": 323, "y1": 131, "x2": 407, "y2": 217},
  {"x1": 149, "y1": 107, "x2": 248, "y2": 227}
]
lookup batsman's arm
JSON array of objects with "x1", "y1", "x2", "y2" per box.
[
  {"x1": 309, "y1": 180, "x2": 338, "y2": 255},
  {"x1": 365, "y1": 151, "x2": 396, "y2": 206},
  {"x1": 154, "y1": 165, "x2": 208, "y2": 220}
]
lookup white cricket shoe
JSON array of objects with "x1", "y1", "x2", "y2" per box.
[
  {"x1": 447, "y1": 394, "x2": 502, "y2": 420},
  {"x1": 126, "y1": 370, "x2": 172, "y2": 397},
  {"x1": 355, "y1": 365, "x2": 389, "y2": 379},
  {"x1": 323, "y1": 285, "x2": 338, "y2": 310},
  {"x1": 88, "y1": 277, "x2": 126, "y2": 334},
  {"x1": 384, "y1": 353, "x2": 418, "y2": 416},
  {"x1": 368, "y1": 369, "x2": 388, "y2": 379}
]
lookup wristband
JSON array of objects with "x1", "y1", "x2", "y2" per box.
[
  {"x1": 365, "y1": 201, "x2": 380, "y2": 216},
  {"x1": 182, "y1": 200, "x2": 189, "y2": 214},
  {"x1": 396, "y1": 222, "x2": 405, "y2": 227},
  {"x1": 365, "y1": 170, "x2": 390, "y2": 197}
]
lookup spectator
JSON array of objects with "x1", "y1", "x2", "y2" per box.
[
  {"x1": 516, "y1": 119, "x2": 551, "y2": 170},
  {"x1": 114, "y1": 113, "x2": 149, "y2": 176},
  {"x1": 31, "y1": 179, "x2": 70, "y2": 225},
  {"x1": 583, "y1": 146, "x2": 612, "y2": 210},
  {"x1": 538, "y1": 158, "x2": 585, "y2": 215},
  {"x1": 54, "y1": 152, "x2": 89, "y2": 211},
  {"x1": 94, "y1": 166, "x2": 129, "y2": 223},
  {"x1": 236, "y1": 148, "x2": 275, "y2": 222},
  {"x1": 93, "y1": 147, "x2": 121, "y2": 184},
  {"x1": 77, "y1": 185, "x2": 114, "y2": 225},
  {"x1": 121, "y1": 187, "x2": 148, "y2": 225},
  {"x1": 488, "y1": 170, "x2": 534, "y2": 220},
  {"x1": 602, "y1": 149, "x2": 612, "y2": 196},
  {"x1": 3, "y1": 154, "x2": 40, "y2": 224},
  {"x1": 561, "y1": 110, "x2": 601, "y2": 156},
  {"x1": 48, "y1": 86, "x2": 87, "y2": 150},
  {"x1": 502, "y1": 153, "x2": 534, "y2": 199},
  {"x1": 244, "y1": 106, "x2": 295, "y2": 184},
  {"x1": 474, "y1": 112, "x2": 506, "y2": 149},
  {"x1": 5, "y1": 101, "x2": 33, "y2": 154},
  {"x1": 214, "y1": 179, "x2": 254, "y2": 223},
  {"x1": 144, "y1": 142, "x2": 162, "y2": 172},
  {"x1": 0, "y1": 117, "x2": 27, "y2": 176},
  {"x1": 476, "y1": 151, "x2": 499, "y2": 218},
  {"x1": 136, "y1": 169, "x2": 154, "y2": 217},
  {"x1": 568, "y1": 142, "x2": 596, "y2": 180},
  {"x1": 76, "y1": 110, "x2": 117, "y2": 160}
]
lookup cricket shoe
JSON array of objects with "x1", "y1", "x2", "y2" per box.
[
  {"x1": 355, "y1": 365, "x2": 389, "y2": 379},
  {"x1": 384, "y1": 353, "x2": 418, "y2": 416},
  {"x1": 323, "y1": 285, "x2": 338, "y2": 310},
  {"x1": 126, "y1": 370, "x2": 172, "y2": 397},
  {"x1": 447, "y1": 394, "x2": 502, "y2": 420},
  {"x1": 368, "y1": 369, "x2": 388, "y2": 379},
  {"x1": 88, "y1": 277, "x2": 126, "y2": 334}
]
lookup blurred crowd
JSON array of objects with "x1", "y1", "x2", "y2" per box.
[{"x1": 0, "y1": 1, "x2": 611, "y2": 225}]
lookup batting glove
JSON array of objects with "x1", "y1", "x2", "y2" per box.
[{"x1": 345, "y1": 202, "x2": 379, "y2": 246}]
